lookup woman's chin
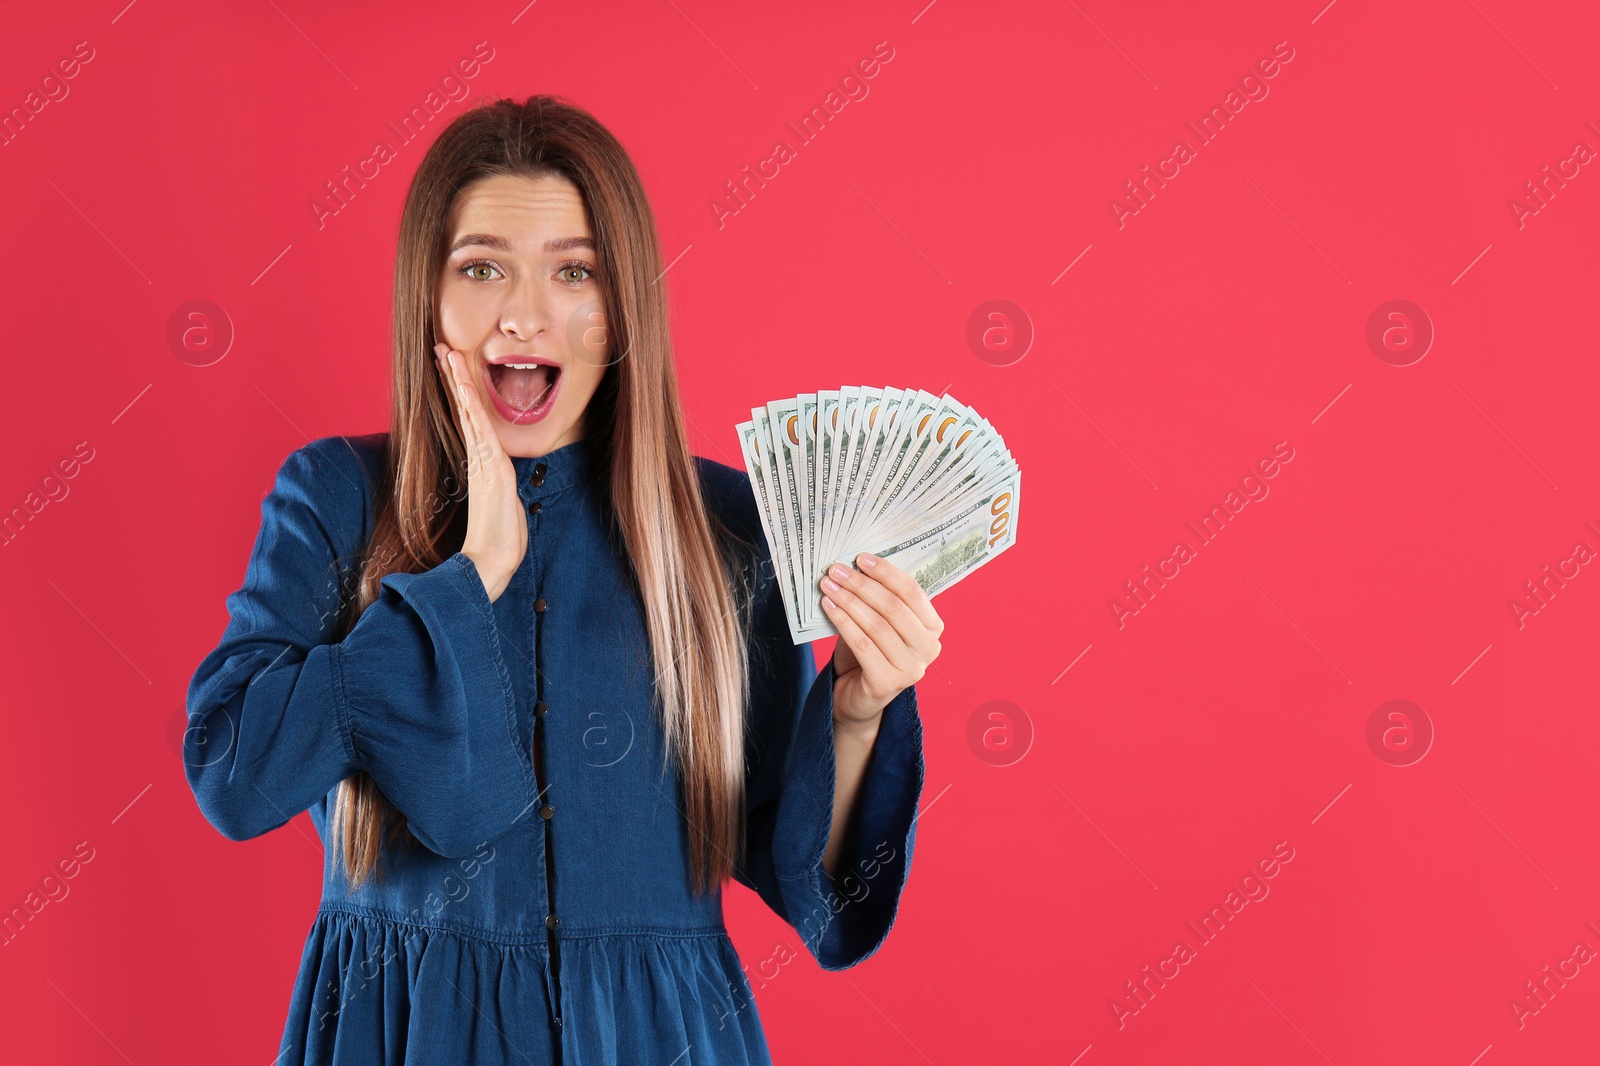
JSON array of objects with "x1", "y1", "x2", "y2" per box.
[{"x1": 497, "y1": 416, "x2": 578, "y2": 458}]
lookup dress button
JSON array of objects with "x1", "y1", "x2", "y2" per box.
[
  {"x1": 528, "y1": 500, "x2": 542, "y2": 514},
  {"x1": 545, "y1": 914, "x2": 560, "y2": 930},
  {"x1": 539, "y1": 805, "x2": 555, "y2": 820},
  {"x1": 532, "y1": 463, "x2": 548, "y2": 487},
  {"x1": 534, "y1": 598, "x2": 548, "y2": 613},
  {"x1": 535, "y1": 701, "x2": 548, "y2": 717}
]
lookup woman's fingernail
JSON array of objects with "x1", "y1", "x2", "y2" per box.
[
  {"x1": 829, "y1": 563, "x2": 850, "y2": 581},
  {"x1": 858, "y1": 554, "x2": 878, "y2": 568},
  {"x1": 822, "y1": 596, "x2": 837, "y2": 611},
  {"x1": 823, "y1": 577, "x2": 840, "y2": 593}
]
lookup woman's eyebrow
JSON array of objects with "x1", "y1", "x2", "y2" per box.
[
  {"x1": 448, "y1": 234, "x2": 595, "y2": 255},
  {"x1": 543, "y1": 235, "x2": 594, "y2": 252}
]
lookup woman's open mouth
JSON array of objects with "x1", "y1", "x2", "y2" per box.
[{"x1": 484, "y1": 358, "x2": 563, "y2": 425}]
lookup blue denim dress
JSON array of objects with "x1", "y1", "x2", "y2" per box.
[{"x1": 183, "y1": 433, "x2": 924, "y2": 1065}]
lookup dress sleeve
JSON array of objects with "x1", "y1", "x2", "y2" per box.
[
  {"x1": 184, "y1": 440, "x2": 538, "y2": 860},
  {"x1": 733, "y1": 554, "x2": 927, "y2": 971}
]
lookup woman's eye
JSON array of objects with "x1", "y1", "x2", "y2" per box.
[{"x1": 459, "y1": 260, "x2": 592, "y2": 284}]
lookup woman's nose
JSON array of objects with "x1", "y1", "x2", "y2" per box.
[{"x1": 499, "y1": 280, "x2": 551, "y2": 339}]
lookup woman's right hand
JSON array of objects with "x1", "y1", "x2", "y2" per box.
[{"x1": 435, "y1": 343, "x2": 527, "y2": 603}]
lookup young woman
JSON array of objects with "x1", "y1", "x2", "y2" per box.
[{"x1": 184, "y1": 94, "x2": 943, "y2": 1065}]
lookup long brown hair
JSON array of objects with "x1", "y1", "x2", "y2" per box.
[{"x1": 330, "y1": 95, "x2": 752, "y2": 897}]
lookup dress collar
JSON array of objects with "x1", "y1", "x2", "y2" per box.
[{"x1": 508, "y1": 435, "x2": 603, "y2": 496}]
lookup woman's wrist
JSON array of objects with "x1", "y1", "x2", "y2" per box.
[
  {"x1": 460, "y1": 550, "x2": 512, "y2": 603},
  {"x1": 832, "y1": 706, "x2": 884, "y2": 750}
]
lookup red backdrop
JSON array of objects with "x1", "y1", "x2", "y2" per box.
[{"x1": 3, "y1": 1, "x2": 1598, "y2": 1062}]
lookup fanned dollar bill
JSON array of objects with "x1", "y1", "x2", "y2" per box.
[{"x1": 736, "y1": 386, "x2": 1021, "y2": 644}]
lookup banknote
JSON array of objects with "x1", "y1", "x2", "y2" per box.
[{"x1": 737, "y1": 386, "x2": 1021, "y2": 644}]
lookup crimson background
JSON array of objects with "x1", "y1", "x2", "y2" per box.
[{"x1": 2, "y1": 1, "x2": 1598, "y2": 1063}]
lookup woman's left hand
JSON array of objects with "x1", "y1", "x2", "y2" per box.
[{"x1": 821, "y1": 553, "x2": 944, "y2": 728}]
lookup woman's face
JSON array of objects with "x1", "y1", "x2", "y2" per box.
[{"x1": 435, "y1": 172, "x2": 611, "y2": 457}]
